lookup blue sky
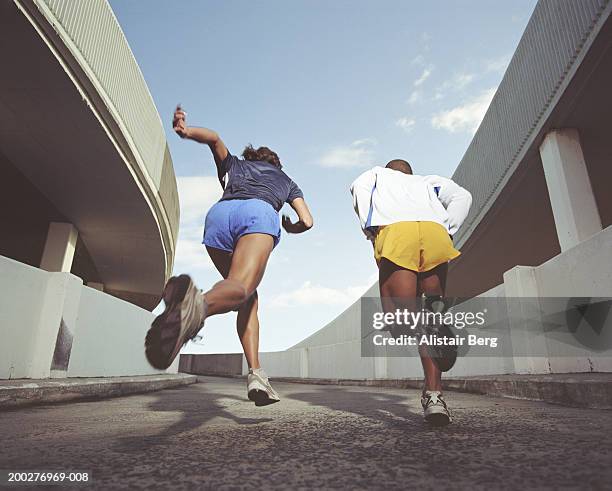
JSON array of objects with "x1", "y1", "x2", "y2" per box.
[{"x1": 109, "y1": 0, "x2": 537, "y2": 353}]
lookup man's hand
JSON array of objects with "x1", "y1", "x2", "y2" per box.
[
  {"x1": 365, "y1": 226, "x2": 379, "y2": 242},
  {"x1": 172, "y1": 105, "x2": 190, "y2": 139}
]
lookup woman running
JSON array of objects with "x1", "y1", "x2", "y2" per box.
[{"x1": 145, "y1": 106, "x2": 313, "y2": 406}]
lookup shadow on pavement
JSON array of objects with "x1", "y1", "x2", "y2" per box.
[
  {"x1": 114, "y1": 383, "x2": 273, "y2": 452},
  {"x1": 286, "y1": 386, "x2": 424, "y2": 428}
]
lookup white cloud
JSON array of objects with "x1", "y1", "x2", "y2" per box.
[
  {"x1": 174, "y1": 237, "x2": 214, "y2": 271},
  {"x1": 434, "y1": 72, "x2": 475, "y2": 100},
  {"x1": 395, "y1": 117, "x2": 416, "y2": 133},
  {"x1": 351, "y1": 137, "x2": 378, "y2": 147},
  {"x1": 420, "y1": 32, "x2": 432, "y2": 50},
  {"x1": 431, "y1": 87, "x2": 497, "y2": 134},
  {"x1": 271, "y1": 274, "x2": 378, "y2": 308},
  {"x1": 413, "y1": 67, "x2": 432, "y2": 87},
  {"x1": 318, "y1": 139, "x2": 377, "y2": 168},
  {"x1": 411, "y1": 54, "x2": 425, "y2": 66},
  {"x1": 172, "y1": 175, "x2": 223, "y2": 274},
  {"x1": 176, "y1": 176, "x2": 223, "y2": 224},
  {"x1": 407, "y1": 90, "x2": 422, "y2": 105},
  {"x1": 453, "y1": 73, "x2": 475, "y2": 89},
  {"x1": 486, "y1": 54, "x2": 511, "y2": 74}
]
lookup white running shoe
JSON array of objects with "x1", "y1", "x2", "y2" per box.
[
  {"x1": 145, "y1": 274, "x2": 206, "y2": 370},
  {"x1": 247, "y1": 368, "x2": 280, "y2": 406},
  {"x1": 421, "y1": 390, "x2": 452, "y2": 426}
]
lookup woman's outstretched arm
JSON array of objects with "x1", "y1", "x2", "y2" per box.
[
  {"x1": 172, "y1": 105, "x2": 229, "y2": 167},
  {"x1": 282, "y1": 198, "x2": 313, "y2": 234}
]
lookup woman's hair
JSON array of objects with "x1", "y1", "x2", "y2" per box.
[{"x1": 242, "y1": 145, "x2": 282, "y2": 169}]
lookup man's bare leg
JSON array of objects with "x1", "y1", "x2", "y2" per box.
[
  {"x1": 416, "y1": 263, "x2": 448, "y2": 393},
  {"x1": 379, "y1": 258, "x2": 418, "y2": 300},
  {"x1": 378, "y1": 257, "x2": 418, "y2": 333},
  {"x1": 379, "y1": 259, "x2": 450, "y2": 394}
]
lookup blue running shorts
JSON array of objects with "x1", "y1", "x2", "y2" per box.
[{"x1": 203, "y1": 199, "x2": 281, "y2": 253}]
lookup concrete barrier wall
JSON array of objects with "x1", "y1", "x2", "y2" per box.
[
  {"x1": 67, "y1": 287, "x2": 178, "y2": 377},
  {"x1": 533, "y1": 225, "x2": 612, "y2": 373},
  {"x1": 291, "y1": 284, "x2": 378, "y2": 350},
  {"x1": 180, "y1": 226, "x2": 612, "y2": 380},
  {"x1": 0, "y1": 255, "x2": 58, "y2": 379},
  {"x1": 180, "y1": 353, "x2": 243, "y2": 376},
  {"x1": 0, "y1": 254, "x2": 176, "y2": 379},
  {"x1": 256, "y1": 349, "x2": 303, "y2": 378}
]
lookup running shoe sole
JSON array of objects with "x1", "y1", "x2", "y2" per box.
[
  {"x1": 425, "y1": 411, "x2": 451, "y2": 426},
  {"x1": 145, "y1": 274, "x2": 202, "y2": 370},
  {"x1": 247, "y1": 377, "x2": 281, "y2": 406},
  {"x1": 248, "y1": 389, "x2": 280, "y2": 407},
  {"x1": 427, "y1": 323, "x2": 458, "y2": 372}
]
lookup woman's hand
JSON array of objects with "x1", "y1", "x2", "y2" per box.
[
  {"x1": 171, "y1": 105, "x2": 229, "y2": 164},
  {"x1": 172, "y1": 105, "x2": 190, "y2": 139},
  {"x1": 282, "y1": 215, "x2": 300, "y2": 234},
  {"x1": 282, "y1": 198, "x2": 313, "y2": 234},
  {"x1": 282, "y1": 213, "x2": 313, "y2": 234}
]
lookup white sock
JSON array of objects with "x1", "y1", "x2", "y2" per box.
[{"x1": 250, "y1": 367, "x2": 266, "y2": 377}]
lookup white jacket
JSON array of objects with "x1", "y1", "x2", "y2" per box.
[{"x1": 350, "y1": 166, "x2": 472, "y2": 239}]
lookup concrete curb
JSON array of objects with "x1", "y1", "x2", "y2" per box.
[
  {"x1": 430, "y1": 375, "x2": 612, "y2": 409},
  {"x1": 0, "y1": 373, "x2": 197, "y2": 409},
  {"x1": 262, "y1": 374, "x2": 612, "y2": 409}
]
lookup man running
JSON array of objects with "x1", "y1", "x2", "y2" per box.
[
  {"x1": 350, "y1": 159, "x2": 472, "y2": 425},
  {"x1": 145, "y1": 106, "x2": 313, "y2": 406}
]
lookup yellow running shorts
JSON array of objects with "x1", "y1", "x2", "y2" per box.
[{"x1": 374, "y1": 221, "x2": 460, "y2": 272}]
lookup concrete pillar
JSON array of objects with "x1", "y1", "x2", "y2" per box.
[
  {"x1": 26, "y1": 272, "x2": 83, "y2": 379},
  {"x1": 539, "y1": 129, "x2": 602, "y2": 252},
  {"x1": 40, "y1": 222, "x2": 78, "y2": 272},
  {"x1": 503, "y1": 265, "x2": 538, "y2": 297},
  {"x1": 48, "y1": 273, "x2": 83, "y2": 378},
  {"x1": 503, "y1": 266, "x2": 550, "y2": 374}
]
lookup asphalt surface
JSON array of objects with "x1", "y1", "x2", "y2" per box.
[{"x1": 1, "y1": 376, "x2": 611, "y2": 490}]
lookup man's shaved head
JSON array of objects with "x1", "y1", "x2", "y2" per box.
[{"x1": 386, "y1": 159, "x2": 413, "y2": 175}]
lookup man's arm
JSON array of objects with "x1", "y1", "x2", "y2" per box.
[
  {"x1": 427, "y1": 176, "x2": 472, "y2": 236},
  {"x1": 172, "y1": 106, "x2": 229, "y2": 179},
  {"x1": 349, "y1": 168, "x2": 377, "y2": 232}
]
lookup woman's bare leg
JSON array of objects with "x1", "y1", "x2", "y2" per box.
[
  {"x1": 203, "y1": 233, "x2": 273, "y2": 316},
  {"x1": 237, "y1": 293, "x2": 260, "y2": 369},
  {"x1": 417, "y1": 263, "x2": 448, "y2": 393},
  {"x1": 206, "y1": 240, "x2": 268, "y2": 369}
]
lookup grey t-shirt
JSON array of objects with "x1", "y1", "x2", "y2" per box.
[{"x1": 218, "y1": 153, "x2": 303, "y2": 212}]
